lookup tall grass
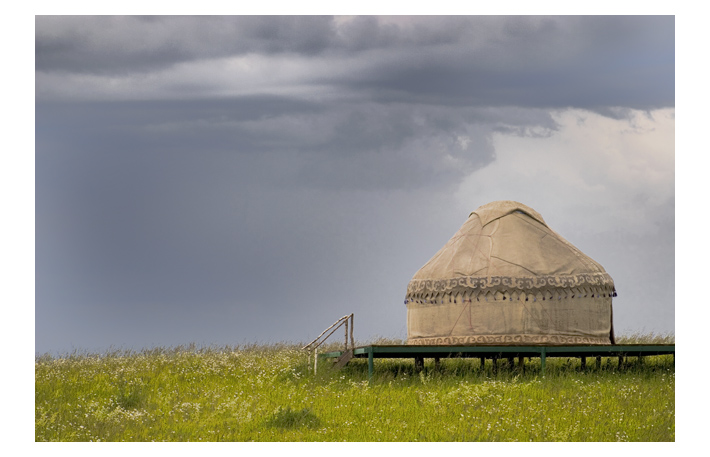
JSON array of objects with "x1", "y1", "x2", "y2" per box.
[
  {"x1": 35, "y1": 337, "x2": 674, "y2": 442},
  {"x1": 615, "y1": 331, "x2": 675, "y2": 344}
]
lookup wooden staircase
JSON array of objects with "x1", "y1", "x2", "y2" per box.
[{"x1": 302, "y1": 314, "x2": 354, "y2": 373}]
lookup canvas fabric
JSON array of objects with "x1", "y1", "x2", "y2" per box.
[{"x1": 405, "y1": 201, "x2": 615, "y2": 345}]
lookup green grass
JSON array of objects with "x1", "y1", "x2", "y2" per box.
[{"x1": 35, "y1": 337, "x2": 674, "y2": 442}]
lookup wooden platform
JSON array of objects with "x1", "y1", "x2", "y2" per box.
[{"x1": 320, "y1": 344, "x2": 675, "y2": 380}]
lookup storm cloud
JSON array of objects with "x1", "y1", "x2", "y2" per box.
[{"x1": 35, "y1": 16, "x2": 674, "y2": 354}]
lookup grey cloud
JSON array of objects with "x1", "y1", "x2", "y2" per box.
[
  {"x1": 34, "y1": 15, "x2": 675, "y2": 354},
  {"x1": 36, "y1": 16, "x2": 674, "y2": 112},
  {"x1": 233, "y1": 103, "x2": 557, "y2": 191},
  {"x1": 34, "y1": 15, "x2": 480, "y2": 75},
  {"x1": 37, "y1": 98, "x2": 558, "y2": 193},
  {"x1": 343, "y1": 17, "x2": 673, "y2": 110},
  {"x1": 35, "y1": 16, "x2": 337, "y2": 75},
  {"x1": 332, "y1": 17, "x2": 673, "y2": 111}
]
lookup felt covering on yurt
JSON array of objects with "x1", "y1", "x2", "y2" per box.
[{"x1": 405, "y1": 201, "x2": 616, "y2": 345}]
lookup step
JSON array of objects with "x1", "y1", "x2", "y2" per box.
[{"x1": 334, "y1": 349, "x2": 354, "y2": 369}]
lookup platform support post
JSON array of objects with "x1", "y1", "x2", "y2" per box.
[
  {"x1": 367, "y1": 349, "x2": 374, "y2": 384},
  {"x1": 540, "y1": 348, "x2": 546, "y2": 375},
  {"x1": 434, "y1": 357, "x2": 441, "y2": 370},
  {"x1": 580, "y1": 357, "x2": 586, "y2": 370},
  {"x1": 479, "y1": 357, "x2": 485, "y2": 370},
  {"x1": 414, "y1": 356, "x2": 424, "y2": 371},
  {"x1": 596, "y1": 356, "x2": 602, "y2": 369},
  {"x1": 518, "y1": 356, "x2": 525, "y2": 372}
]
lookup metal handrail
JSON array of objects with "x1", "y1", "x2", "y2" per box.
[{"x1": 303, "y1": 314, "x2": 354, "y2": 373}]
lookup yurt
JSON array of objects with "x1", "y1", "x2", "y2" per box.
[{"x1": 405, "y1": 201, "x2": 616, "y2": 346}]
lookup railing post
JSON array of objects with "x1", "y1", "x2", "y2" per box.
[
  {"x1": 345, "y1": 319, "x2": 349, "y2": 351},
  {"x1": 350, "y1": 314, "x2": 354, "y2": 349},
  {"x1": 314, "y1": 347, "x2": 318, "y2": 374}
]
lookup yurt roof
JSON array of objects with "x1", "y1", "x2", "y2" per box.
[{"x1": 406, "y1": 200, "x2": 615, "y2": 301}]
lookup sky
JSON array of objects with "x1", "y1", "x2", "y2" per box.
[{"x1": 34, "y1": 15, "x2": 676, "y2": 355}]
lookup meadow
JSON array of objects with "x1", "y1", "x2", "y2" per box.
[{"x1": 35, "y1": 334, "x2": 674, "y2": 442}]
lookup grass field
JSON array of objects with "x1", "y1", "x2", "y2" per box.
[{"x1": 35, "y1": 334, "x2": 674, "y2": 442}]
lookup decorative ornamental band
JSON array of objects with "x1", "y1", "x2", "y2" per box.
[
  {"x1": 407, "y1": 334, "x2": 612, "y2": 346},
  {"x1": 406, "y1": 273, "x2": 614, "y2": 297}
]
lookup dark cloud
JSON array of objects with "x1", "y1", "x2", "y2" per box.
[
  {"x1": 35, "y1": 16, "x2": 338, "y2": 75},
  {"x1": 341, "y1": 16, "x2": 673, "y2": 110},
  {"x1": 39, "y1": 97, "x2": 544, "y2": 192},
  {"x1": 33, "y1": 15, "x2": 476, "y2": 75},
  {"x1": 36, "y1": 16, "x2": 674, "y2": 111},
  {"x1": 35, "y1": 16, "x2": 675, "y2": 354}
]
